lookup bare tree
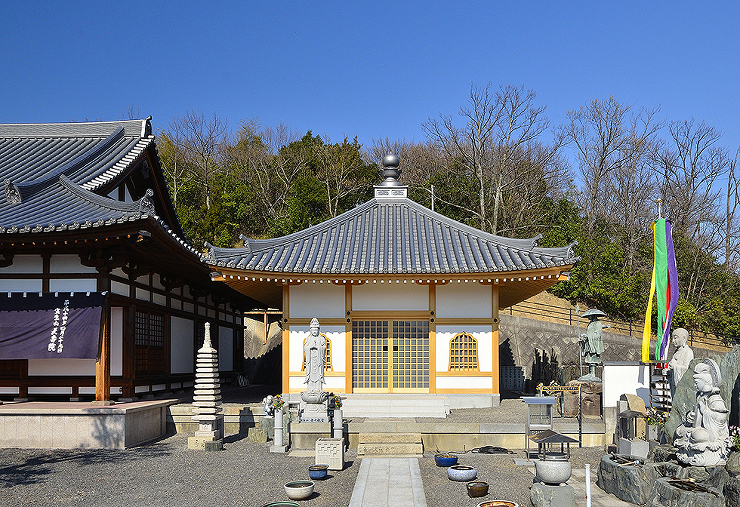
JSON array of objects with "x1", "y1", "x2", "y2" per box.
[
  {"x1": 157, "y1": 131, "x2": 193, "y2": 206},
  {"x1": 423, "y1": 83, "x2": 559, "y2": 234},
  {"x1": 167, "y1": 111, "x2": 228, "y2": 209}
]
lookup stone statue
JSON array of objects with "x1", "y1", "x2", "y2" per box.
[
  {"x1": 304, "y1": 318, "x2": 326, "y2": 389},
  {"x1": 673, "y1": 359, "x2": 730, "y2": 466},
  {"x1": 262, "y1": 395, "x2": 274, "y2": 417},
  {"x1": 300, "y1": 318, "x2": 329, "y2": 414},
  {"x1": 667, "y1": 328, "x2": 694, "y2": 398},
  {"x1": 579, "y1": 309, "x2": 610, "y2": 381}
]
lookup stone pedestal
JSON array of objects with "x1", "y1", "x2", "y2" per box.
[
  {"x1": 316, "y1": 437, "x2": 344, "y2": 470},
  {"x1": 619, "y1": 437, "x2": 650, "y2": 459},
  {"x1": 562, "y1": 381, "x2": 602, "y2": 417},
  {"x1": 247, "y1": 427, "x2": 267, "y2": 443},
  {"x1": 530, "y1": 483, "x2": 575, "y2": 507},
  {"x1": 302, "y1": 401, "x2": 329, "y2": 423},
  {"x1": 332, "y1": 408, "x2": 343, "y2": 440},
  {"x1": 270, "y1": 408, "x2": 288, "y2": 453}
]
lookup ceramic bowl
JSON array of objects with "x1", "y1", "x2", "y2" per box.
[
  {"x1": 309, "y1": 464, "x2": 329, "y2": 480},
  {"x1": 467, "y1": 481, "x2": 489, "y2": 497},
  {"x1": 434, "y1": 453, "x2": 458, "y2": 467},
  {"x1": 534, "y1": 458, "x2": 572, "y2": 485},
  {"x1": 284, "y1": 481, "x2": 315, "y2": 500},
  {"x1": 476, "y1": 502, "x2": 518, "y2": 507},
  {"x1": 447, "y1": 464, "x2": 477, "y2": 482}
]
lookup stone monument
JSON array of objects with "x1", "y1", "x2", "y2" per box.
[
  {"x1": 578, "y1": 309, "x2": 609, "y2": 382},
  {"x1": 300, "y1": 318, "x2": 329, "y2": 422},
  {"x1": 673, "y1": 359, "x2": 730, "y2": 466},
  {"x1": 667, "y1": 328, "x2": 694, "y2": 399},
  {"x1": 188, "y1": 323, "x2": 224, "y2": 450}
]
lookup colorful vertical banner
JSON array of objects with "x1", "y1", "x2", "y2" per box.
[{"x1": 642, "y1": 219, "x2": 678, "y2": 362}]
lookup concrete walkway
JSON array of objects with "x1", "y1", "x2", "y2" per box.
[{"x1": 349, "y1": 457, "x2": 427, "y2": 507}]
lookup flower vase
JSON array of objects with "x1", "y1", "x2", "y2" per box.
[{"x1": 646, "y1": 424, "x2": 658, "y2": 442}]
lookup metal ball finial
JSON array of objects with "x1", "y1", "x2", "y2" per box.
[
  {"x1": 380, "y1": 153, "x2": 401, "y2": 186},
  {"x1": 383, "y1": 153, "x2": 399, "y2": 168}
]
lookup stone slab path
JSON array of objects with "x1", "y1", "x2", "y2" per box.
[{"x1": 349, "y1": 457, "x2": 427, "y2": 507}]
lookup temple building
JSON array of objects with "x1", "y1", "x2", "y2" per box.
[
  {"x1": 0, "y1": 119, "x2": 260, "y2": 402},
  {"x1": 206, "y1": 154, "x2": 578, "y2": 406}
]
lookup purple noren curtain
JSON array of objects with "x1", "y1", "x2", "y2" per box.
[{"x1": 0, "y1": 292, "x2": 105, "y2": 359}]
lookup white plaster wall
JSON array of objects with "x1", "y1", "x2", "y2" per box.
[
  {"x1": 219, "y1": 326, "x2": 234, "y2": 371},
  {"x1": 324, "y1": 377, "x2": 346, "y2": 391},
  {"x1": 435, "y1": 282, "x2": 492, "y2": 319},
  {"x1": 28, "y1": 359, "x2": 96, "y2": 376},
  {"x1": 288, "y1": 329, "x2": 304, "y2": 372},
  {"x1": 171, "y1": 316, "x2": 194, "y2": 374},
  {"x1": 111, "y1": 281, "x2": 128, "y2": 296},
  {"x1": 323, "y1": 327, "x2": 346, "y2": 372},
  {"x1": 602, "y1": 362, "x2": 651, "y2": 408},
  {"x1": 111, "y1": 307, "x2": 123, "y2": 377},
  {"x1": 289, "y1": 376, "x2": 305, "y2": 390},
  {"x1": 49, "y1": 279, "x2": 97, "y2": 293},
  {"x1": 0, "y1": 279, "x2": 42, "y2": 292},
  {"x1": 49, "y1": 254, "x2": 97, "y2": 273},
  {"x1": 290, "y1": 283, "x2": 345, "y2": 318},
  {"x1": 0, "y1": 255, "x2": 42, "y2": 273},
  {"x1": 436, "y1": 376, "x2": 492, "y2": 390},
  {"x1": 352, "y1": 282, "x2": 428, "y2": 311},
  {"x1": 435, "y1": 325, "x2": 493, "y2": 372}
]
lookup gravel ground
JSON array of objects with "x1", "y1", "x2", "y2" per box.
[{"x1": 0, "y1": 432, "x2": 606, "y2": 507}]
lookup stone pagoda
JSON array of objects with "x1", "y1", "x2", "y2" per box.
[{"x1": 188, "y1": 323, "x2": 224, "y2": 450}]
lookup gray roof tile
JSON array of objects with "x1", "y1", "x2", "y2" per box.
[{"x1": 207, "y1": 197, "x2": 579, "y2": 276}]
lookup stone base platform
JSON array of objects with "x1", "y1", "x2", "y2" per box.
[{"x1": 0, "y1": 399, "x2": 176, "y2": 449}]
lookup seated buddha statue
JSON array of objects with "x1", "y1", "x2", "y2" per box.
[{"x1": 673, "y1": 358, "x2": 730, "y2": 466}]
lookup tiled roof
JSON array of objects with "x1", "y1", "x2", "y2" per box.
[
  {"x1": 0, "y1": 119, "x2": 197, "y2": 256},
  {"x1": 206, "y1": 196, "x2": 578, "y2": 276}
]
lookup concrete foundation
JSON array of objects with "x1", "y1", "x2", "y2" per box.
[{"x1": 0, "y1": 399, "x2": 175, "y2": 449}]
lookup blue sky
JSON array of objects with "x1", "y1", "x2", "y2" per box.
[{"x1": 2, "y1": 2, "x2": 739, "y2": 160}]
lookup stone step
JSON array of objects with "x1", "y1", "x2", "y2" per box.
[
  {"x1": 357, "y1": 442, "x2": 424, "y2": 456},
  {"x1": 360, "y1": 433, "x2": 421, "y2": 444},
  {"x1": 341, "y1": 394, "x2": 450, "y2": 418},
  {"x1": 357, "y1": 432, "x2": 423, "y2": 456}
]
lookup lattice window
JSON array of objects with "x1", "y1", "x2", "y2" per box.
[
  {"x1": 392, "y1": 320, "x2": 429, "y2": 389},
  {"x1": 134, "y1": 311, "x2": 165, "y2": 375},
  {"x1": 449, "y1": 332, "x2": 479, "y2": 371},
  {"x1": 302, "y1": 334, "x2": 332, "y2": 371}
]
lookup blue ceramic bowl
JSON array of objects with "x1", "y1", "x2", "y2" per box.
[
  {"x1": 435, "y1": 454, "x2": 458, "y2": 467},
  {"x1": 309, "y1": 464, "x2": 328, "y2": 480}
]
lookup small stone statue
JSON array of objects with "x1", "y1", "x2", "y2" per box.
[
  {"x1": 673, "y1": 359, "x2": 730, "y2": 466},
  {"x1": 579, "y1": 309, "x2": 610, "y2": 381},
  {"x1": 667, "y1": 328, "x2": 694, "y2": 398},
  {"x1": 262, "y1": 395, "x2": 274, "y2": 417}
]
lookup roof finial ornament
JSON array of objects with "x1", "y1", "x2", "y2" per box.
[
  {"x1": 4, "y1": 180, "x2": 21, "y2": 204},
  {"x1": 379, "y1": 153, "x2": 402, "y2": 187}
]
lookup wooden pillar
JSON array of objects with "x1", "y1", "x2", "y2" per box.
[
  {"x1": 428, "y1": 283, "x2": 436, "y2": 394},
  {"x1": 94, "y1": 301, "x2": 112, "y2": 404},
  {"x1": 282, "y1": 284, "x2": 290, "y2": 394},
  {"x1": 492, "y1": 284, "x2": 500, "y2": 396},
  {"x1": 345, "y1": 284, "x2": 353, "y2": 393}
]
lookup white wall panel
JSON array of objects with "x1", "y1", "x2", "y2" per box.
[
  {"x1": 49, "y1": 279, "x2": 97, "y2": 293},
  {"x1": 0, "y1": 255, "x2": 42, "y2": 273},
  {"x1": 219, "y1": 326, "x2": 234, "y2": 371},
  {"x1": 323, "y1": 327, "x2": 346, "y2": 372},
  {"x1": 435, "y1": 282, "x2": 492, "y2": 318},
  {"x1": 28, "y1": 359, "x2": 96, "y2": 376},
  {"x1": 290, "y1": 283, "x2": 345, "y2": 318},
  {"x1": 171, "y1": 316, "x2": 194, "y2": 374},
  {"x1": 436, "y1": 376, "x2": 492, "y2": 390},
  {"x1": 435, "y1": 325, "x2": 493, "y2": 372},
  {"x1": 324, "y1": 376, "x2": 346, "y2": 391},
  {"x1": 49, "y1": 254, "x2": 97, "y2": 273},
  {"x1": 288, "y1": 330, "x2": 304, "y2": 372},
  {"x1": 111, "y1": 281, "x2": 128, "y2": 296},
  {"x1": 352, "y1": 282, "x2": 428, "y2": 311},
  {"x1": 0, "y1": 279, "x2": 43, "y2": 292},
  {"x1": 111, "y1": 307, "x2": 123, "y2": 376}
]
